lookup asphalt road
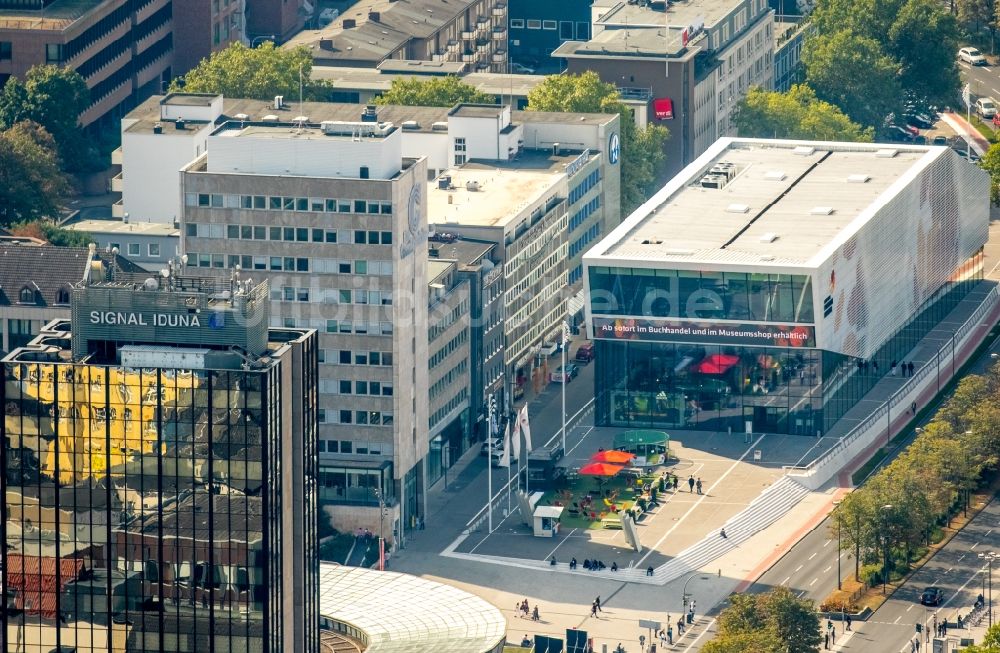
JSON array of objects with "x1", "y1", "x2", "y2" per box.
[
  {"x1": 748, "y1": 515, "x2": 846, "y2": 603},
  {"x1": 962, "y1": 59, "x2": 1000, "y2": 108},
  {"x1": 833, "y1": 495, "x2": 1000, "y2": 653}
]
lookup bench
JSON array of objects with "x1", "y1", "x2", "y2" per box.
[{"x1": 601, "y1": 517, "x2": 623, "y2": 529}]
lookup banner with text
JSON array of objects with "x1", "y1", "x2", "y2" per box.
[{"x1": 592, "y1": 317, "x2": 815, "y2": 348}]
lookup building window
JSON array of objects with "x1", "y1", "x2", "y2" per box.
[
  {"x1": 510, "y1": 18, "x2": 524, "y2": 28},
  {"x1": 127, "y1": 243, "x2": 140, "y2": 257},
  {"x1": 18, "y1": 287, "x2": 35, "y2": 304},
  {"x1": 0, "y1": 42, "x2": 11, "y2": 60},
  {"x1": 577, "y1": 22, "x2": 590, "y2": 40},
  {"x1": 559, "y1": 21, "x2": 574, "y2": 39},
  {"x1": 213, "y1": 22, "x2": 221, "y2": 45},
  {"x1": 526, "y1": 19, "x2": 541, "y2": 29},
  {"x1": 542, "y1": 20, "x2": 557, "y2": 30},
  {"x1": 44, "y1": 43, "x2": 63, "y2": 64},
  {"x1": 55, "y1": 288, "x2": 70, "y2": 305}
]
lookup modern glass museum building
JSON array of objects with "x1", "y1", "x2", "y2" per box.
[{"x1": 583, "y1": 138, "x2": 989, "y2": 435}]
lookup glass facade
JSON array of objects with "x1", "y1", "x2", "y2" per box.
[
  {"x1": 594, "y1": 263, "x2": 980, "y2": 435},
  {"x1": 1, "y1": 355, "x2": 316, "y2": 652},
  {"x1": 588, "y1": 267, "x2": 815, "y2": 323}
]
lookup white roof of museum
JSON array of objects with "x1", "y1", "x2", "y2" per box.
[
  {"x1": 587, "y1": 138, "x2": 945, "y2": 267},
  {"x1": 318, "y1": 564, "x2": 506, "y2": 653}
]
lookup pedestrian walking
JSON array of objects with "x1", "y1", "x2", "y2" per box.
[
  {"x1": 912, "y1": 401, "x2": 917, "y2": 415},
  {"x1": 590, "y1": 602, "x2": 598, "y2": 618},
  {"x1": 899, "y1": 360, "x2": 906, "y2": 376},
  {"x1": 890, "y1": 360, "x2": 897, "y2": 376},
  {"x1": 873, "y1": 361, "x2": 879, "y2": 374},
  {"x1": 672, "y1": 475, "x2": 679, "y2": 491},
  {"x1": 595, "y1": 596, "x2": 602, "y2": 612},
  {"x1": 846, "y1": 614, "x2": 852, "y2": 631},
  {"x1": 696, "y1": 478, "x2": 703, "y2": 495},
  {"x1": 688, "y1": 475, "x2": 695, "y2": 492},
  {"x1": 824, "y1": 632, "x2": 830, "y2": 649},
  {"x1": 667, "y1": 625, "x2": 673, "y2": 644},
  {"x1": 531, "y1": 605, "x2": 540, "y2": 621},
  {"x1": 908, "y1": 362, "x2": 914, "y2": 376}
]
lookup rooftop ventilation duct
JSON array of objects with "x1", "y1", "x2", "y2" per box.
[
  {"x1": 847, "y1": 174, "x2": 871, "y2": 183},
  {"x1": 876, "y1": 148, "x2": 898, "y2": 158},
  {"x1": 726, "y1": 203, "x2": 750, "y2": 214},
  {"x1": 810, "y1": 206, "x2": 834, "y2": 215},
  {"x1": 764, "y1": 170, "x2": 786, "y2": 181},
  {"x1": 792, "y1": 146, "x2": 815, "y2": 156}
]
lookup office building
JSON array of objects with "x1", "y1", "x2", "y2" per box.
[
  {"x1": 63, "y1": 219, "x2": 180, "y2": 266},
  {"x1": 312, "y1": 63, "x2": 546, "y2": 107},
  {"x1": 508, "y1": 0, "x2": 591, "y2": 70},
  {"x1": 0, "y1": 243, "x2": 143, "y2": 353},
  {"x1": 556, "y1": 0, "x2": 775, "y2": 177},
  {"x1": 285, "y1": 0, "x2": 508, "y2": 73},
  {"x1": 113, "y1": 93, "x2": 618, "y2": 529},
  {"x1": 0, "y1": 0, "x2": 172, "y2": 127},
  {"x1": 172, "y1": 0, "x2": 244, "y2": 75},
  {"x1": 1, "y1": 254, "x2": 318, "y2": 652},
  {"x1": 584, "y1": 138, "x2": 989, "y2": 435},
  {"x1": 245, "y1": 0, "x2": 305, "y2": 45}
]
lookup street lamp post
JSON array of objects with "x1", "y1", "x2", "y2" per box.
[
  {"x1": 560, "y1": 320, "x2": 569, "y2": 453},
  {"x1": 979, "y1": 551, "x2": 997, "y2": 628},
  {"x1": 487, "y1": 396, "x2": 496, "y2": 533},
  {"x1": 373, "y1": 488, "x2": 387, "y2": 570},
  {"x1": 881, "y1": 504, "x2": 894, "y2": 595},
  {"x1": 250, "y1": 34, "x2": 276, "y2": 47},
  {"x1": 681, "y1": 572, "x2": 708, "y2": 622},
  {"x1": 833, "y1": 501, "x2": 842, "y2": 590}
]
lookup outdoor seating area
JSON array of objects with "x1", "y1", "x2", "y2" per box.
[{"x1": 541, "y1": 444, "x2": 672, "y2": 530}]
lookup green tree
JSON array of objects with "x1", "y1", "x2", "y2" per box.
[
  {"x1": 962, "y1": 623, "x2": 1000, "y2": 652},
  {"x1": 375, "y1": 76, "x2": 494, "y2": 107},
  {"x1": 803, "y1": 30, "x2": 903, "y2": 129},
  {"x1": 0, "y1": 65, "x2": 93, "y2": 171},
  {"x1": 0, "y1": 121, "x2": 71, "y2": 227},
  {"x1": 526, "y1": 71, "x2": 669, "y2": 215},
  {"x1": 172, "y1": 42, "x2": 321, "y2": 101},
  {"x1": 889, "y1": 0, "x2": 961, "y2": 106},
  {"x1": 735, "y1": 84, "x2": 874, "y2": 141},
  {"x1": 9, "y1": 221, "x2": 92, "y2": 247},
  {"x1": 705, "y1": 588, "x2": 821, "y2": 653},
  {"x1": 980, "y1": 142, "x2": 1000, "y2": 206}
]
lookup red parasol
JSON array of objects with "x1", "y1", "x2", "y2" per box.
[
  {"x1": 578, "y1": 462, "x2": 626, "y2": 477},
  {"x1": 590, "y1": 450, "x2": 637, "y2": 464}
]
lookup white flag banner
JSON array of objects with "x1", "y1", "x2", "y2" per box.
[
  {"x1": 519, "y1": 404, "x2": 532, "y2": 452},
  {"x1": 562, "y1": 321, "x2": 570, "y2": 345},
  {"x1": 963, "y1": 83, "x2": 972, "y2": 109},
  {"x1": 511, "y1": 415, "x2": 521, "y2": 460},
  {"x1": 498, "y1": 424, "x2": 511, "y2": 468}
]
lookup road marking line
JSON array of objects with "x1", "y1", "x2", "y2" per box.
[
  {"x1": 795, "y1": 565, "x2": 804, "y2": 573},
  {"x1": 543, "y1": 398, "x2": 595, "y2": 448},
  {"x1": 823, "y1": 540, "x2": 832, "y2": 548},
  {"x1": 544, "y1": 528, "x2": 577, "y2": 560},
  {"x1": 781, "y1": 576, "x2": 791, "y2": 586},
  {"x1": 810, "y1": 577, "x2": 818, "y2": 586},
  {"x1": 808, "y1": 552, "x2": 818, "y2": 560},
  {"x1": 987, "y1": 529, "x2": 994, "y2": 536},
  {"x1": 824, "y1": 566, "x2": 832, "y2": 573},
  {"x1": 973, "y1": 543, "x2": 980, "y2": 550},
  {"x1": 680, "y1": 617, "x2": 716, "y2": 652},
  {"x1": 906, "y1": 605, "x2": 913, "y2": 612},
  {"x1": 894, "y1": 615, "x2": 902, "y2": 624},
  {"x1": 797, "y1": 590, "x2": 806, "y2": 598}
]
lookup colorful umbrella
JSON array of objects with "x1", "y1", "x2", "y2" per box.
[
  {"x1": 578, "y1": 462, "x2": 626, "y2": 477},
  {"x1": 694, "y1": 354, "x2": 740, "y2": 375},
  {"x1": 590, "y1": 450, "x2": 636, "y2": 464}
]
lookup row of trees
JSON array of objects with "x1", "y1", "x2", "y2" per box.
[
  {"x1": 736, "y1": 0, "x2": 961, "y2": 140},
  {"x1": 702, "y1": 587, "x2": 822, "y2": 653},
  {"x1": 831, "y1": 367, "x2": 1000, "y2": 589},
  {"x1": 176, "y1": 44, "x2": 670, "y2": 215}
]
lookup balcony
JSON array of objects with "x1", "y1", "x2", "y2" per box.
[
  {"x1": 492, "y1": 28, "x2": 506, "y2": 40},
  {"x1": 461, "y1": 30, "x2": 475, "y2": 39},
  {"x1": 447, "y1": 39, "x2": 460, "y2": 52},
  {"x1": 111, "y1": 172, "x2": 123, "y2": 192},
  {"x1": 492, "y1": 51, "x2": 506, "y2": 63},
  {"x1": 112, "y1": 200, "x2": 125, "y2": 218},
  {"x1": 111, "y1": 147, "x2": 123, "y2": 165},
  {"x1": 492, "y1": 4, "x2": 506, "y2": 16},
  {"x1": 433, "y1": 52, "x2": 445, "y2": 61},
  {"x1": 477, "y1": 42, "x2": 490, "y2": 53},
  {"x1": 477, "y1": 17, "x2": 490, "y2": 27},
  {"x1": 462, "y1": 52, "x2": 476, "y2": 62}
]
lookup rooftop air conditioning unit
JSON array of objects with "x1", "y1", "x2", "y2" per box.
[
  {"x1": 262, "y1": 115, "x2": 279, "y2": 122},
  {"x1": 466, "y1": 180, "x2": 480, "y2": 191},
  {"x1": 273, "y1": 95, "x2": 284, "y2": 110},
  {"x1": 759, "y1": 232, "x2": 778, "y2": 243},
  {"x1": 438, "y1": 175, "x2": 453, "y2": 190}
]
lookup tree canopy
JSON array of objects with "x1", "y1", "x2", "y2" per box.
[
  {"x1": 979, "y1": 143, "x2": 1000, "y2": 206},
  {"x1": 803, "y1": 0, "x2": 960, "y2": 128},
  {"x1": 735, "y1": 84, "x2": 874, "y2": 141},
  {"x1": 9, "y1": 220, "x2": 92, "y2": 247},
  {"x1": 172, "y1": 42, "x2": 322, "y2": 101},
  {"x1": 0, "y1": 121, "x2": 71, "y2": 227},
  {"x1": 526, "y1": 71, "x2": 669, "y2": 215},
  {"x1": 375, "y1": 76, "x2": 494, "y2": 107},
  {"x1": 703, "y1": 587, "x2": 822, "y2": 653},
  {"x1": 0, "y1": 65, "x2": 93, "y2": 171}
]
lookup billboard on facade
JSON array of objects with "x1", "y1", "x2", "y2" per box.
[{"x1": 592, "y1": 316, "x2": 815, "y2": 348}]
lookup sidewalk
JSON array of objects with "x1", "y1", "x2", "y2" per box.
[{"x1": 940, "y1": 111, "x2": 991, "y2": 155}]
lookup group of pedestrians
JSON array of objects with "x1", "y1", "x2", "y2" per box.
[
  {"x1": 687, "y1": 475, "x2": 704, "y2": 494},
  {"x1": 890, "y1": 360, "x2": 916, "y2": 377},
  {"x1": 855, "y1": 359, "x2": 917, "y2": 377},
  {"x1": 515, "y1": 598, "x2": 540, "y2": 621}
]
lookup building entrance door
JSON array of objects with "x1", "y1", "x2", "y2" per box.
[{"x1": 744, "y1": 405, "x2": 786, "y2": 433}]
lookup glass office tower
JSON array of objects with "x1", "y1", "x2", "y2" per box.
[{"x1": 1, "y1": 260, "x2": 318, "y2": 653}]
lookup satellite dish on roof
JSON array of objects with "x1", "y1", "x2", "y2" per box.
[{"x1": 144, "y1": 278, "x2": 160, "y2": 291}]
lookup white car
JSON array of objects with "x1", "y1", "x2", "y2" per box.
[
  {"x1": 959, "y1": 47, "x2": 987, "y2": 66},
  {"x1": 976, "y1": 97, "x2": 997, "y2": 118},
  {"x1": 538, "y1": 341, "x2": 559, "y2": 357},
  {"x1": 509, "y1": 62, "x2": 536, "y2": 75}
]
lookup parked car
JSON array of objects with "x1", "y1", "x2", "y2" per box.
[
  {"x1": 904, "y1": 113, "x2": 934, "y2": 129},
  {"x1": 976, "y1": 97, "x2": 997, "y2": 119},
  {"x1": 575, "y1": 341, "x2": 595, "y2": 363},
  {"x1": 480, "y1": 436, "x2": 504, "y2": 456},
  {"x1": 885, "y1": 126, "x2": 916, "y2": 142},
  {"x1": 960, "y1": 47, "x2": 988, "y2": 65},
  {"x1": 490, "y1": 448, "x2": 518, "y2": 467},
  {"x1": 538, "y1": 341, "x2": 559, "y2": 357},
  {"x1": 509, "y1": 62, "x2": 536, "y2": 74},
  {"x1": 932, "y1": 135, "x2": 949, "y2": 146},
  {"x1": 920, "y1": 587, "x2": 944, "y2": 606},
  {"x1": 550, "y1": 364, "x2": 580, "y2": 383}
]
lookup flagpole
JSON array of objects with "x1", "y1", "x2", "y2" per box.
[
  {"x1": 561, "y1": 321, "x2": 568, "y2": 453},
  {"x1": 506, "y1": 424, "x2": 512, "y2": 514},
  {"x1": 488, "y1": 396, "x2": 495, "y2": 533}
]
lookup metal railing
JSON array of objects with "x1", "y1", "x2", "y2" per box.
[{"x1": 786, "y1": 284, "x2": 999, "y2": 477}]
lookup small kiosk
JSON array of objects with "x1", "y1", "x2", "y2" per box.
[
  {"x1": 532, "y1": 505, "x2": 564, "y2": 538},
  {"x1": 613, "y1": 430, "x2": 670, "y2": 466}
]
